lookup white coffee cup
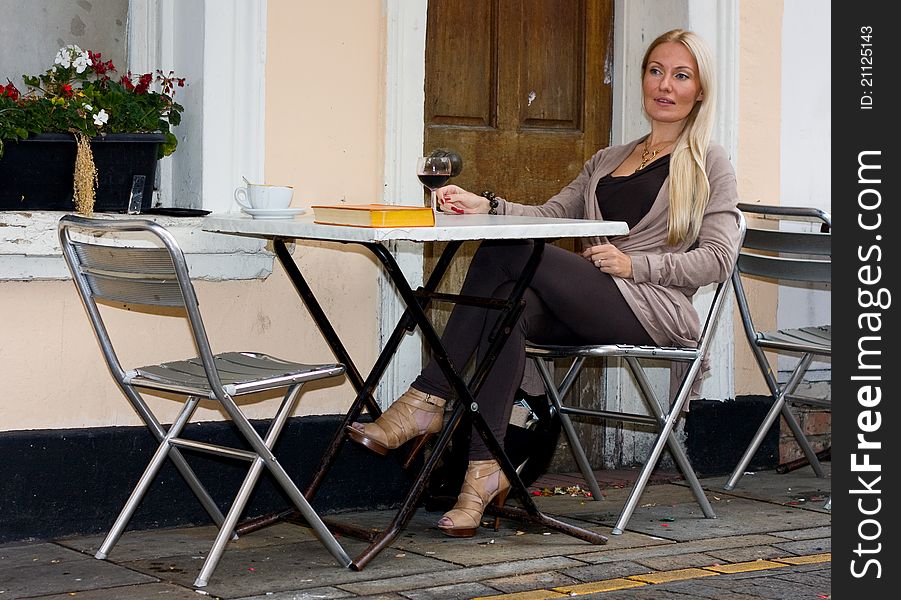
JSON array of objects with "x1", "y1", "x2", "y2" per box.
[{"x1": 235, "y1": 184, "x2": 294, "y2": 210}]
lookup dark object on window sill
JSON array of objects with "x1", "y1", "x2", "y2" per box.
[
  {"x1": 0, "y1": 133, "x2": 164, "y2": 213},
  {"x1": 142, "y1": 207, "x2": 211, "y2": 217}
]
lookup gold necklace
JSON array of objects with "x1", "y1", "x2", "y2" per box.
[{"x1": 635, "y1": 139, "x2": 674, "y2": 171}]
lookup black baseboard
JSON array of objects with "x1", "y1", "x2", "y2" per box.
[
  {"x1": 0, "y1": 416, "x2": 411, "y2": 544},
  {"x1": 684, "y1": 395, "x2": 779, "y2": 477}
]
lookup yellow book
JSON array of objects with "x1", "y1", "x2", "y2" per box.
[{"x1": 311, "y1": 203, "x2": 436, "y2": 227}]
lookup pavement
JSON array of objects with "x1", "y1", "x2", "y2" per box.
[{"x1": 0, "y1": 464, "x2": 831, "y2": 599}]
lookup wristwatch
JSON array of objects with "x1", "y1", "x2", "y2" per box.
[{"x1": 482, "y1": 190, "x2": 499, "y2": 215}]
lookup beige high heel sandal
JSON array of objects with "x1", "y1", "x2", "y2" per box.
[
  {"x1": 437, "y1": 459, "x2": 511, "y2": 537},
  {"x1": 346, "y1": 388, "x2": 446, "y2": 468}
]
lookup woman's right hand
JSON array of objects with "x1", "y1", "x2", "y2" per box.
[{"x1": 436, "y1": 185, "x2": 489, "y2": 214}]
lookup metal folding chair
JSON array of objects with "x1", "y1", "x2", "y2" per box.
[
  {"x1": 58, "y1": 215, "x2": 352, "y2": 587},
  {"x1": 723, "y1": 203, "x2": 831, "y2": 498},
  {"x1": 525, "y1": 214, "x2": 744, "y2": 535}
]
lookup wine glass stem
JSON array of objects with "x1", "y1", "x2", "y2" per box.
[{"x1": 430, "y1": 189, "x2": 437, "y2": 212}]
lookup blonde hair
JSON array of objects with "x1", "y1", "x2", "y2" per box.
[{"x1": 642, "y1": 29, "x2": 717, "y2": 245}]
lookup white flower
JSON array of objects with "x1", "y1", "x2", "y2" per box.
[
  {"x1": 82, "y1": 104, "x2": 93, "y2": 112},
  {"x1": 93, "y1": 109, "x2": 109, "y2": 127},
  {"x1": 72, "y1": 54, "x2": 90, "y2": 74},
  {"x1": 53, "y1": 45, "x2": 90, "y2": 72}
]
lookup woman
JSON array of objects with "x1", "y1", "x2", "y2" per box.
[{"x1": 348, "y1": 29, "x2": 742, "y2": 537}]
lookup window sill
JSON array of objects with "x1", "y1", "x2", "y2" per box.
[{"x1": 0, "y1": 210, "x2": 274, "y2": 281}]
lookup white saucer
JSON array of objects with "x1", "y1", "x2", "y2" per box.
[{"x1": 241, "y1": 207, "x2": 306, "y2": 220}]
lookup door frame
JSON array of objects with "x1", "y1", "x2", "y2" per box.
[{"x1": 379, "y1": 0, "x2": 739, "y2": 408}]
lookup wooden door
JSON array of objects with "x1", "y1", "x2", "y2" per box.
[{"x1": 423, "y1": 0, "x2": 614, "y2": 471}]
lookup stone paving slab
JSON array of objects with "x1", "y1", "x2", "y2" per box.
[
  {"x1": 704, "y1": 544, "x2": 791, "y2": 563},
  {"x1": 120, "y1": 538, "x2": 447, "y2": 599},
  {"x1": 581, "y1": 495, "x2": 831, "y2": 542},
  {"x1": 571, "y1": 533, "x2": 786, "y2": 564},
  {"x1": 336, "y1": 556, "x2": 584, "y2": 596},
  {"x1": 234, "y1": 586, "x2": 354, "y2": 599},
  {"x1": 481, "y1": 569, "x2": 582, "y2": 593},
  {"x1": 0, "y1": 542, "x2": 156, "y2": 599},
  {"x1": 56, "y1": 521, "x2": 318, "y2": 562},
  {"x1": 330, "y1": 504, "x2": 669, "y2": 567},
  {"x1": 401, "y1": 580, "x2": 500, "y2": 600},
  {"x1": 768, "y1": 525, "x2": 831, "y2": 540},
  {"x1": 23, "y1": 582, "x2": 206, "y2": 599},
  {"x1": 632, "y1": 551, "x2": 723, "y2": 571},
  {"x1": 559, "y1": 559, "x2": 654, "y2": 582},
  {"x1": 770, "y1": 537, "x2": 831, "y2": 555}
]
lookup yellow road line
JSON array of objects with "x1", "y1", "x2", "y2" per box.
[
  {"x1": 628, "y1": 567, "x2": 718, "y2": 584},
  {"x1": 706, "y1": 559, "x2": 787, "y2": 574},
  {"x1": 775, "y1": 552, "x2": 831, "y2": 565},
  {"x1": 477, "y1": 553, "x2": 831, "y2": 598},
  {"x1": 553, "y1": 578, "x2": 647, "y2": 594}
]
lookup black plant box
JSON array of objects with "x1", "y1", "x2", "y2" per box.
[{"x1": 0, "y1": 133, "x2": 163, "y2": 212}]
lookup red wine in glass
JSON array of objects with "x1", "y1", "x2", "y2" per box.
[
  {"x1": 416, "y1": 156, "x2": 452, "y2": 212},
  {"x1": 417, "y1": 174, "x2": 451, "y2": 189}
]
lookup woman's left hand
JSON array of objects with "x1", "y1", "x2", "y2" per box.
[{"x1": 582, "y1": 243, "x2": 633, "y2": 278}]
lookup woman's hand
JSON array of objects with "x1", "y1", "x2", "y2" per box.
[
  {"x1": 582, "y1": 243, "x2": 633, "y2": 279},
  {"x1": 436, "y1": 185, "x2": 489, "y2": 214}
]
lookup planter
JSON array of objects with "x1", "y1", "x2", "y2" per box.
[{"x1": 0, "y1": 133, "x2": 164, "y2": 212}]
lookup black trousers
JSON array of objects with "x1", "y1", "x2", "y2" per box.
[{"x1": 412, "y1": 240, "x2": 653, "y2": 460}]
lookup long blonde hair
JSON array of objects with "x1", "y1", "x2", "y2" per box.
[{"x1": 642, "y1": 29, "x2": 717, "y2": 245}]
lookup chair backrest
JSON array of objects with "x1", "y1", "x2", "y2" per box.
[
  {"x1": 734, "y1": 203, "x2": 831, "y2": 285},
  {"x1": 732, "y1": 203, "x2": 831, "y2": 343},
  {"x1": 692, "y1": 211, "x2": 747, "y2": 357},
  {"x1": 58, "y1": 215, "x2": 219, "y2": 386}
]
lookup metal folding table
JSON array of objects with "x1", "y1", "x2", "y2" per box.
[{"x1": 202, "y1": 211, "x2": 628, "y2": 570}]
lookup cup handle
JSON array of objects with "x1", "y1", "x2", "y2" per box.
[{"x1": 234, "y1": 187, "x2": 251, "y2": 209}]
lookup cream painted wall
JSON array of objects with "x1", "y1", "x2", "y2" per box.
[
  {"x1": 0, "y1": 245, "x2": 375, "y2": 430},
  {"x1": 0, "y1": 0, "x2": 387, "y2": 432},
  {"x1": 734, "y1": 0, "x2": 783, "y2": 394}
]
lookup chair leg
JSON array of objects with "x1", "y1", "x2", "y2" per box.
[
  {"x1": 724, "y1": 354, "x2": 819, "y2": 490},
  {"x1": 194, "y1": 387, "x2": 304, "y2": 587},
  {"x1": 121, "y1": 387, "x2": 229, "y2": 531},
  {"x1": 533, "y1": 357, "x2": 604, "y2": 502},
  {"x1": 96, "y1": 397, "x2": 200, "y2": 560},
  {"x1": 625, "y1": 358, "x2": 714, "y2": 519},
  {"x1": 216, "y1": 392, "x2": 352, "y2": 572},
  {"x1": 612, "y1": 392, "x2": 687, "y2": 535}
]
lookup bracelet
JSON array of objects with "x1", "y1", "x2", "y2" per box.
[{"x1": 481, "y1": 190, "x2": 499, "y2": 215}]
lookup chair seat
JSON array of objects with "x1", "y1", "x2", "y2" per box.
[
  {"x1": 132, "y1": 352, "x2": 345, "y2": 396},
  {"x1": 756, "y1": 325, "x2": 831, "y2": 355},
  {"x1": 526, "y1": 342, "x2": 699, "y2": 361}
]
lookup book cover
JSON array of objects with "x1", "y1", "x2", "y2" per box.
[{"x1": 310, "y1": 203, "x2": 435, "y2": 227}]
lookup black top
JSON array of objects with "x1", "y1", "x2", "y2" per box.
[{"x1": 596, "y1": 154, "x2": 670, "y2": 229}]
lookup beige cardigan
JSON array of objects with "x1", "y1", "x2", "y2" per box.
[{"x1": 496, "y1": 137, "x2": 742, "y2": 350}]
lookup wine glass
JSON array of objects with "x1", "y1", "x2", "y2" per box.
[{"x1": 416, "y1": 156, "x2": 452, "y2": 212}]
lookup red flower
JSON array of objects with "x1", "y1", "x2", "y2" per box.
[
  {"x1": 135, "y1": 72, "x2": 153, "y2": 95},
  {"x1": 120, "y1": 73, "x2": 135, "y2": 91},
  {"x1": 1, "y1": 80, "x2": 20, "y2": 100},
  {"x1": 60, "y1": 83, "x2": 73, "y2": 98}
]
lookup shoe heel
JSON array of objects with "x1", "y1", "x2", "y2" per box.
[
  {"x1": 401, "y1": 432, "x2": 435, "y2": 470},
  {"x1": 492, "y1": 487, "x2": 511, "y2": 531}
]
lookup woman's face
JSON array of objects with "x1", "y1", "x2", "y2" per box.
[{"x1": 642, "y1": 41, "x2": 703, "y2": 126}]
